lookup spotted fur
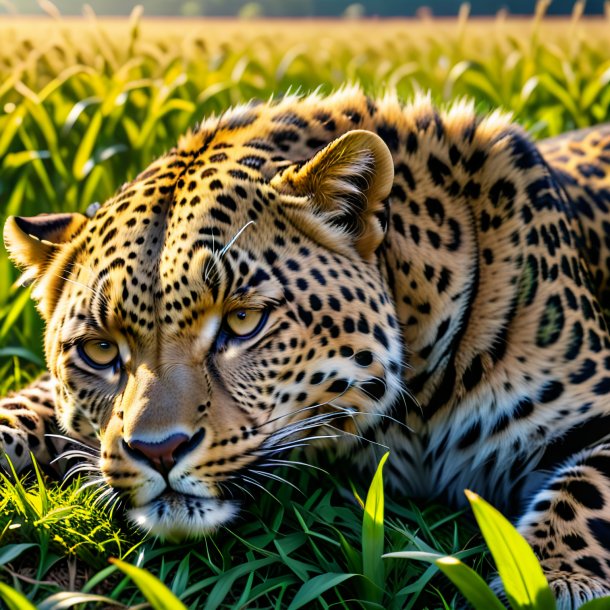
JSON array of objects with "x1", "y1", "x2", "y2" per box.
[{"x1": 3, "y1": 88, "x2": 610, "y2": 607}]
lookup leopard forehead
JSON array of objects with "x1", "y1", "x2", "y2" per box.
[{"x1": 77, "y1": 158, "x2": 280, "y2": 333}]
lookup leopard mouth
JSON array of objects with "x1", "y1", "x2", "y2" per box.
[{"x1": 128, "y1": 491, "x2": 239, "y2": 541}]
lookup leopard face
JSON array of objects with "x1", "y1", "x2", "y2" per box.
[{"x1": 4, "y1": 127, "x2": 403, "y2": 538}]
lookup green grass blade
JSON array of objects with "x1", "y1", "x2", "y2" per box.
[
  {"x1": 72, "y1": 110, "x2": 103, "y2": 180},
  {"x1": 0, "y1": 106, "x2": 26, "y2": 158},
  {"x1": 0, "y1": 289, "x2": 33, "y2": 341},
  {"x1": 0, "y1": 347, "x2": 44, "y2": 366},
  {"x1": 0, "y1": 543, "x2": 38, "y2": 565},
  {"x1": 435, "y1": 556, "x2": 506, "y2": 610},
  {"x1": 383, "y1": 551, "x2": 443, "y2": 563},
  {"x1": 204, "y1": 556, "x2": 277, "y2": 610},
  {"x1": 362, "y1": 451, "x2": 389, "y2": 603},
  {"x1": 0, "y1": 582, "x2": 37, "y2": 610},
  {"x1": 109, "y1": 558, "x2": 188, "y2": 610},
  {"x1": 465, "y1": 490, "x2": 556, "y2": 610},
  {"x1": 287, "y1": 572, "x2": 357, "y2": 610}
]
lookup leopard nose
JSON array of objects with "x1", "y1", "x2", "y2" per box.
[{"x1": 125, "y1": 430, "x2": 204, "y2": 472}]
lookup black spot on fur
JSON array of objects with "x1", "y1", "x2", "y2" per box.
[
  {"x1": 554, "y1": 500, "x2": 575, "y2": 521},
  {"x1": 360, "y1": 378, "x2": 386, "y2": 401},
  {"x1": 538, "y1": 380, "x2": 564, "y2": 403},
  {"x1": 377, "y1": 123, "x2": 399, "y2": 151},
  {"x1": 565, "y1": 479, "x2": 604, "y2": 509},
  {"x1": 462, "y1": 355, "x2": 483, "y2": 391},
  {"x1": 587, "y1": 517, "x2": 610, "y2": 548}
]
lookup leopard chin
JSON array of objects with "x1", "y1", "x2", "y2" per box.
[{"x1": 128, "y1": 492, "x2": 239, "y2": 541}]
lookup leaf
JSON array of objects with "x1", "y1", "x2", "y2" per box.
[
  {"x1": 204, "y1": 556, "x2": 277, "y2": 610},
  {"x1": 0, "y1": 289, "x2": 33, "y2": 342},
  {"x1": 362, "y1": 451, "x2": 389, "y2": 602},
  {"x1": 0, "y1": 582, "x2": 37, "y2": 610},
  {"x1": 109, "y1": 558, "x2": 188, "y2": 610},
  {"x1": 435, "y1": 556, "x2": 506, "y2": 610},
  {"x1": 37, "y1": 591, "x2": 121, "y2": 610},
  {"x1": 2, "y1": 150, "x2": 51, "y2": 169},
  {"x1": 383, "y1": 551, "x2": 443, "y2": 563},
  {"x1": 0, "y1": 105, "x2": 26, "y2": 158},
  {"x1": 72, "y1": 110, "x2": 103, "y2": 180},
  {"x1": 61, "y1": 96, "x2": 102, "y2": 136},
  {"x1": 581, "y1": 63, "x2": 610, "y2": 110},
  {"x1": 457, "y1": 67, "x2": 503, "y2": 106},
  {"x1": 536, "y1": 73, "x2": 582, "y2": 126},
  {"x1": 287, "y1": 573, "x2": 357, "y2": 610},
  {"x1": 0, "y1": 543, "x2": 38, "y2": 566},
  {"x1": 465, "y1": 490, "x2": 556, "y2": 610}
]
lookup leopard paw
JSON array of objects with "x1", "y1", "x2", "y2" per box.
[
  {"x1": 0, "y1": 420, "x2": 33, "y2": 472},
  {"x1": 545, "y1": 569, "x2": 610, "y2": 610}
]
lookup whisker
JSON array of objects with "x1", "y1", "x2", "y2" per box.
[
  {"x1": 329, "y1": 404, "x2": 412, "y2": 433},
  {"x1": 247, "y1": 469, "x2": 301, "y2": 493},
  {"x1": 64, "y1": 463, "x2": 101, "y2": 479},
  {"x1": 75, "y1": 477, "x2": 107, "y2": 495},
  {"x1": 52, "y1": 450, "x2": 100, "y2": 466},
  {"x1": 262, "y1": 433, "x2": 342, "y2": 452},
  {"x1": 255, "y1": 402, "x2": 333, "y2": 429},
  {"x1": 57, "y1": 275, "x2": 96, "y2": 294},
  {"x1": 324, "y1": 423, "x2": 390, "y2": 450},
  {"x1": 260, "y1": 458, "x2": 329, "y2": 476},
  {"x1": 219, "y1": 221, "x2": 256, "y2": 259},
  {"x1": 240, "y1": 475, "x2": 281, "y2": 505},
  {"x1": 102, "y1": 491, "x2": 121, "y2": 513},
  {"x1": 92, "y1": 486, "x2": 117, "y2": 509},
  {"x1": 46, "y1": 434, "x2": 100, "y2": 453},
  {"x1": 226, "y1": 481, "x2": 255, "y2": 501}
]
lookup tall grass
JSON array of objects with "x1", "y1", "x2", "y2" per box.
[{"x1": 0, "y1": 3, "x2": 609, "y2": 607}]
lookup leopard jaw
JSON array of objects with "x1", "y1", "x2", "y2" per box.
[{"x1": 128, "y1": 492, "x2": 239, "y2": 540}]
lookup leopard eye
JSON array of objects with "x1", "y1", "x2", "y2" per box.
[
  {"x1": 78, "y1": 339, "x2": 119, "y2": 369},
  {"x1": 224, "y1": 309, "x2": 267, "y2": 339}
]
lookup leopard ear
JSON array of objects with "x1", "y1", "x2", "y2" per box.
[
  {"x1": 271, "y1": 130, "x2": 394, "y2": 259},
  {"x1": 3, "y1": 213, "x2": 88, "y2": 285}
]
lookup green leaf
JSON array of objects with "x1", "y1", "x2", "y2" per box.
[
  {"x1": 465, "y1": 490, "x2": 555, "y2": 610},
  {"x1": 435, "y1": 556, "x2": 506, "y2": 610},
  {"x1": 0, "y1": 543, "x2": 38, "y2": 566},
  {"x1": 536, "y1": 74, "x2": 582, "y2": 126},
  {"x1": 457, "y1": 67, "x2": 503, "y2": 106},
  {"x1": 2, "y1": 150, "x2": 51, "y2": 170},
  {"x1": 0, "y1": 347, "x2": 44, "y2": 366},
  {"x1": 383, "y1": 551, "x2": 443, "y2": 563},
  {"x1": 0, "y1": 582, "x2": 37, "y2": 610},
  {"x1": 0, "y1": 289, "x2": 33, "y2": 342},
  {"x1": 204, "y1": 556, "x2": 277, "y2": 610},
  {"x1": 72, "y1": 110, "x2": 103, "y2": 180},
  {"x1": 581, "y1": 63, "x2": 610, "y2": 110},
  {"x1": 0, "y1": 105, "x2": 26, "y2": 158},
  {"x1": 362, "y1": 451, "x2": 389, "y2": 602},
  {"x1": 61, "y1": 96, "x2": 102, "y2": 136},
  {"x1": 287, "y1": 572, "x2": 357, "y2": 610},
  {"x1": 109, "y1": 557, "x2": 188, "y2": 610}
]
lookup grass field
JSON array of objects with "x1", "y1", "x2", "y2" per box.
[{"x1": 1, "y1": 4, "x2": 610, "y2": 608}]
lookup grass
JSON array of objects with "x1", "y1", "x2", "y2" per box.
[
  {"x1": 2, "y1": 454, "x2": 481, "y2": 608},
  {"x1": 1, "y1": 2, "x2": 610, "y2": 607}
]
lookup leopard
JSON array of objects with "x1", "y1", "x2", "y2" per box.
[{"x1": 2, "y1": 87, "x2": 610, "y2": 608}]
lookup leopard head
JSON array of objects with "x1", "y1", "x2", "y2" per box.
[{"x1": 3, "y1": 129, "x2": 403, "y2": 539}]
